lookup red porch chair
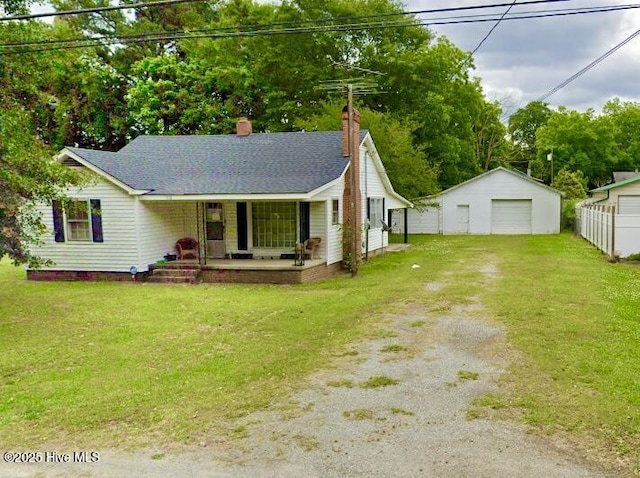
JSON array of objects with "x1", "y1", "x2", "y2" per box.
[
  {"x1": 304, "y1": 237, "x2": 322, "y2": 259},
  {"x1": 176, "y1": 237, "x2": 199, "y2": 260}
]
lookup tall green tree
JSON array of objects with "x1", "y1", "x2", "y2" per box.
[
  {"x1": 0, "y1": 108, "x2": 80, "y2": 267},
  {"x1": 602, "y1": 98, "x2": 640, "y2": 172},
  {"x1": 553, "y1": 168, "x2": 587, "y2": 199},
  {"x1": 508, "y1": 101, "x2": 552, "y2": 172},
  {"x1": 535, "y1": 107, "x2": 619, "y2": 187},
  {"x1": 296, "y1": 101, "x2": 439, "y2": 199},
  {"x1": 474, "y1": 100, "x2": 508, "y2": 171}
]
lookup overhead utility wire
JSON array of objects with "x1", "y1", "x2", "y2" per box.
[
  {"x1": 2, "y1": 4, "x2": 638, "y2": 54},
  {"x1": 2, "y1": 2, "x2": 592, "y2": 48},
  {"x1": 537, "y1": 27, "x2": 640, "y2": 101},
  {"x1": 0, "y1": 0, "x2": 571, "y2": 23},
  {"x1": 0, "y1": 0, "x2": 202, "y2": 22},
  {"x1": 2, "y1": 4, "x2": 634, "y2": 49},
  {"x1": 472, "y1": 0, "x2": 518, "y2": 54},
  {"x1": 1, "y1": 5, "x2": 633, "y2": 54}
]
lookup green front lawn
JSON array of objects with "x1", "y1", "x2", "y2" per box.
[{"x1": 0, "y1": 234, "x2": 638, "y2": 472}]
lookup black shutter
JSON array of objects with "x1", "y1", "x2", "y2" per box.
[
  {"x1": 382, "y1": 198, "x2": 386, "y2": 228},
  {"x1": 367, "y1": 198, "x2": 371, "y2": 220},
  {"x1": 52, "y1": 200, "x2": 65, "y2": 242},
  {"x1": 237, "y1": 202, "x2": 248, "y2": 250},
  {"x1": 90, "y1": 199, "x2": 103, "y2": 242},
  {"x1": 299, "y1": 202, "x2": 310, "y2": 243}
]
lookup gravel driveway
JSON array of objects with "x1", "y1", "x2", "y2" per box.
[{"x1": 1, "y1": 262, "x2": 620, "y2": 478}]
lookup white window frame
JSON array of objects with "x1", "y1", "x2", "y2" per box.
[
  {"x1": 65, "y1": 200, "x2": 92, "y2": 242},
  {"x1": 331, "y1": 199, "x2": 340, "y2": 225},
  {"x1": 251, "y1": 201, "x2": 297, "y2": 249},
  {"x1": 369, "y1": 197, "x2": 384, "y2": 229}
]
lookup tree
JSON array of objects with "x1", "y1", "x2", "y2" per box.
[
  {"x1": 602, "y1": 98, "x2": 640, "y2": 172},
  {"x1": 508, "y1": 101, "x2": 552, "y2": 172},
  {"x1": 296, "y1": 101, "x2": 439, "y2": 199},
  {"x1": 126, "y1": 55, "x2": 243, "y2": 135},
  {"x1": 474, "y1": 100, "x2": 508, "y2": 171},
  {"x1": 553, "y1": 168, "x2": 587, "y2": 199},
  {"x1": 0, "y1": 21, "x2": 83, "y2": 266},
  {"x1": 535, "y1": 108, "x2": 619, "y2": 187},
  {"x1": 0, "y1": 108, "x2": 80, "y2": 267}
]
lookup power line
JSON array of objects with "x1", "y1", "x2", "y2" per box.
[
  {"x1": 2, "y1": 2, "x2": 639, "y2": 55},
  {"x1": 0, "y1": 0, "x2": 203, "y2": 22},
  {"x1": 0, "y1": 0, "x2": 571, "y2": 23},
  {"x1": 472, "y1": 0, "x2": 518, "y2": 55},
  {"x1": 537, "y1": 27, "x2": 640, "y2": 102}
]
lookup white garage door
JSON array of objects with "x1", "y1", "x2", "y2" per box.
[
  {"x1": 491, "y1": 199, "x2": 532, "y2": 234},
  {"x1": 618, "y1": 196, "x2": 640, "y2": 215}
]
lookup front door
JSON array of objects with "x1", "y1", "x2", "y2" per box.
[{"x1": 206, "y1": 202, "x2": 225, "y2": 258}]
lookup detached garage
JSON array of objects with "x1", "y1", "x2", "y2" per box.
[{"x1": 393, "y1": 167, "x2": 562, "y2": 235}]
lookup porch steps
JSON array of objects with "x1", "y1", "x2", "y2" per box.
[{"x1": 148, "y1": 262, "x2": 201, "y2": 284}]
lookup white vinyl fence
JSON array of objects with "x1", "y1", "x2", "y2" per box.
[{"x1": 577, "y1": 204, "x2": 640, "y2": 258}]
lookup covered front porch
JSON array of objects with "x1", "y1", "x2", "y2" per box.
[{"x1": 139, "y1": 198, "x2": 334, "y2": 264}]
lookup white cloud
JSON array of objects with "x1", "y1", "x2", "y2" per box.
[{"x1": 406, "y1": 0, "x2": 640, "y2": 116}]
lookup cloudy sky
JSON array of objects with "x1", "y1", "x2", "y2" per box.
[{"x1": 404, "y1": 0, "x2": 640, "y2": 118}]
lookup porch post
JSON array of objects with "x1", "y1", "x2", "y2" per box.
[
  {"x1": 196, "y1": 202, "x2": 205, "y2": 266},
  {"x1": 403, "y1": 207, "x2": 408, "y2": 244}
]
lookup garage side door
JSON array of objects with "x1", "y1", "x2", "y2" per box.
[
  {"x1": 618, "y1": 196, "x2": 640, "y2": 215},
  {"x1": 491, "y1": 199, "x2": 532, "y2": 234}
]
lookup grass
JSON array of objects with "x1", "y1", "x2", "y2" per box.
[
  {"x1": 457, "y1": 370, "x2": 480, "y2": 381},
  {"x1": 1, "y1": 233, "x2": 640, "y2": 473},
  {"x1": 380, "y1": 344, "x2": 406, "y2": 353},
  {"x1": 359, "y1": 376, "x2": 400, "y2": 389},
  {"x1": 478, "y1": 234, "x2": 640, "y2": 470},
  {"x1": 292, "y1": 434, "x2": 320, "y2": 451},
  {"x1": 326, "y1": 379, "x2": 354, "y2": 388},
  {"x1": 390, "y1": 407, "x2": 414, "y2": 416},
  {"x1": 343, "y1": 409, "x2": 375, "y2": 420},
  {"x1": 0, "y1": 240, "x2": 453, "y2": 449}
]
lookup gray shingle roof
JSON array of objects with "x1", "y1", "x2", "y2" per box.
[{"x1": 67, "y1": 131, "x2": 367, "y2": 195}]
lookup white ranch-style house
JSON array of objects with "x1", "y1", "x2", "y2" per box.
[{"x1": 28, "y1": 111, "x2": 411, "y2": 284}]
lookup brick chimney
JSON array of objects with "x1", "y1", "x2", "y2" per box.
[
  {"x1": 341, "y1": 106, "x2": 362, "y2": 267},
  {"x1": 236, "y1": 117, "x2": 252, "y2": 136}
]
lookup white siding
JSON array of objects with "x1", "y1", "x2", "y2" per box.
[
  {"x1": 596, "y1": 181, "x2": 640, "y2": 207},
  {"x1": 391, "y1": 207, "x2": 441, "y2": 234},
  {"x1": 313, "y1": 177, "x2": 345, "y2": 265},
  {"x1": 309, "y1": 201, "x2": 327, "y2": 261},
  {"x1": 439, "y1": 169, "x2": 560, "y2": 235},
  {"x1": 391, "y1": 209, "x2": 404, "y2": 233},
  {"x1": 31, "y1": 177, "x2": 139, "y2": 272},
  {"x1": 407, "y1": 203, "x2": 441, "y2": 234},
  {"x1": 136, "y1": 201, "x2": 194, "y2": 270},
  {"x1": 224, "y1": 202, "x2": 238, "y2": 254},
  {"x1": 360, "y1": 144, "x2": 389, "y2": 253}
]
